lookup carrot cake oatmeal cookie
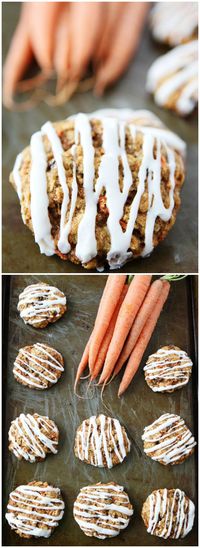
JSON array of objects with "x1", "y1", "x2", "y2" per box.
[
  {"x1": 146, "y1": 41, "x2": 198, "y2": 116},
  {"x1": 13, "y1": 342, "x2": 64, "y2": 389},
  {"x1": 5, "y1": 481, "x2": 65, "y2": 538},
  {"x1": 142, "y1": 413, "x2": 196, "y2": 465},
  {"x1": 8, "y1": 413, "x2": 59, "y2": 462},
  {"x1": 73, "y1": 482, "x2": 133, "y2": 539},
  {"x1": 149, "y1": 2, "x2": 198, "y2": 46},
  {"x1": 17, "y1": 283, "x2": 66, "y2": 327},
  {"x1": 74, "y1": 414, "x2": 131, "y2": 468},
  {"x1": 144, "y1": 345, "x2": 193, "y2": 393},
  {"x1": 141, "y1": 488, "x2": 195, "y2": 539},
  {"x1": 10, "y1": 108, "x2": 186, "y2": 270}
]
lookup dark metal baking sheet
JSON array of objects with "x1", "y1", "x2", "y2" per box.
[
  {"x1": 2, "y1": 3, "x2": 198, "y2": 274},
  {"x1": 2, "y1": 275, "x2": 198, "y2": 546}
]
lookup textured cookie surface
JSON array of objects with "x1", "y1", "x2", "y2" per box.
[
  {"x1": 142, "y1": 413, "x2": 196, "y2": 465},
  {"x1": 144, "y1": 345, "x2": 193, "y2": 393},
  {"x1": 73, "y1": 482, "x2": 133, "y2": 539},
  {"x1": 13, "y1": 342, "x2": 64, "y2": 389},
  {"x1": 10, "y1": 108, "x2": 186, "y2": 270},
  {"x1": 17, "y1": 283, "x2": 66, "y2": 327},
  {"x1": 141, "y1": 488, "x2": 195, "y2": 539},
  {"x1": 146, "y1": 41, "x2": 198, "y2": 116},
  {"x1": 74, "y1": 414, "x2": 131, "y2": 468},
  {"x1": 8, "y1": 413, "x2": 59, "y2": 462},
  {"x1": 150, "y1": 2, "x2": 198, "y2": 46},
  {"x1": 5, "y1": 481, "x2": 65, "y2": 538}
]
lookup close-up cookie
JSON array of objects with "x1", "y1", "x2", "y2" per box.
[
  {"x1": 13, "y1": 342, "x2": 64, "y2": 389},
  {"x1": 141, "y1": 488, "x2": 195, "y2": 539},
  {"x1": 17, "y1": 282, "x2": 67, "y2": 327},
  {"x1": 74, "y1": 414, "x2": 131, "y2": 468},
  {"x1": 149, "y1": 2, "x2": 198, "y2": 46},
  {"x1": 146, "y1": 40, "x2": 198, "y2": 116},
  {"x1": 8, "y1": 413, "x2": 59, "y2": 462},
  {"x1": 144, "y1": 345, "x2": 193, "y2": 393},
  {"x1": 142, "y1": 413, "x2": 196, "y2": 465},
  {"x1": 5, "y1": 481, "x2": 65, "y2": 538},
  {"x1": 10, "y1": 108, "x2": 186, "y2": 270},
  {"x1": 73, "y1": 482, "x2": 133, "y2": 539}
]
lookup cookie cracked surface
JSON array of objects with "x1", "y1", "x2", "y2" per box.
[
  {"x1": 74, "y1": 414, "x2": 131, "y2": 468},
  {"x1": 5, "y1": 481, "x2": 65, "y2": 538},
  {"x1": 73, "y1": 482, "x2": 133, "y2": 539},
  {"x1": 10, "y1": 109, "x2": 186, "y2": 270}
]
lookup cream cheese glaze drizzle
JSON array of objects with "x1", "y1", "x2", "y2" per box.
[
  {"x1": 9, "y1": 413, "x2": 58, "y2": 461},
  {"x1": 142, "y1": 413, "x2": 196, "y2": 465},
  {"x1": 76, "y1": 414, "x2": 130, "y2": 468},
  {"x1": 5, "y1": 484, "x2": 64, "y2": 537},
  {"x1": 144, "y1": 348, "x2": 193, "y2": 391},
  {"x1": 18, "y1": 284, "x2": 66, "y2": 325},
  {"x1": 13, "y1": 109, "x2": 186, "y2": 268},
  {"x1": 14, "y1": 343, "x2": 64, "y2": 388},
  {"x1": 146, "y1": 488, "x2": 195, "y2": 538},
  {"x1": 74, "y1": 483, "x2": 133, "y2": 539},
  {"x1": 150, "y1": 2, "x2": 198, "y2": 45},
  {"x1": 146, "y1": 41, "x2": 198, "y2": 115}
]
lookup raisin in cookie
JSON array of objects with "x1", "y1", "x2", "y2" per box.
[
  {"x1": 146, "y1": 41, "x2": 198, "y2": 116},
  {"x1": 17, "y1": 283, "x2": 66, "y2": 327},
  {"x1": 73, "y1": 482, "x2": 133, "y2": 539},
  {"x1": 13, "y1": 343, "x2": 64, "y2": 389},
  {"x1": 141, "y1": 488, "x2": 195, "y2": 539},
  {"x1": 142, "y1": 413, "x2": 196, "y2": 465},
  {"x1": 10, "y1": 109, "x2": 186, "y2": 270},
  {"x1": 144, "y1": 345, "x2": 193, "y2": 393},
  {"x1": 8, "y1": 413, "x2": 59, "y2": 462},
  {"x1": 74, "y1": 414, "x2": 131, "y2": 468},
  {"x1": 5, "y1": 481, "x2": 65, "y2": 538}
]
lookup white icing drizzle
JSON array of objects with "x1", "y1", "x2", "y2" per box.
[
  {"x1": 150, "y1": 2, "x2": 198, "y2": 45},
  {"x1": 146, "y1": 41, "x2": 198, "y2": 115},
  {"x1": 142, "y1": 413, "x2": 196, "y2": 465},
  {"x1": 76, "y1": 414, "x2": 130, "y2": 468},
  {"x1": 30, "y1": 132, "x2": 55, "y2": 256},
  {"x1": 5, "y1": 484, "x2": 65, "y2": 538},
  {"x1": 9, "y1": 413, "x2": 58, "y2": 462},
  {"x1": 12, "y1": 109, "x2": 186, "y2": 268},
  {"x1": 74, "y1": 483, "x2": 133, "y2": 539},
  {"x1": 144, "y1": 347, "x2": 193, "y2": 392},
  {"x1": 14, "y1": 342, "x2": 64, "y2": 389},
  {"x1": 17, "y1": 284, "x2": 66, "y2": 325},
  {"x1": 146, "y1": 488, "x2": 195, "y2": 539}
]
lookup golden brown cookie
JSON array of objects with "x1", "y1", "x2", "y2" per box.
[
  {"x1": 5, "y1": 481, "x2": 65, "y2": 538},
  {"x1": 141, "y1": 488, "x2": 195, "y2": 539},
  {"x1": 73, "y1": 482, "x2": 133, "y2": 539},
  {"x1": 74, "y1": 414, "x2": 131, "y2": 468},
  {"x1": 13, "y1": 343, "x2": 64, "y2": 389},
  {"x1": 17, "y1": 283, "x2": 66, "y2": 327},
  {"x1": 142, "y1": 413, "x2": 196, "y2": 465},
  {"x1": 8, "y1": 413, "x2": 59, "y2": 462},
  {"x1": 10, "y1": 109, "x2": 185, "y2": 270}
]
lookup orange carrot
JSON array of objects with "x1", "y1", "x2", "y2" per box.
[
  {"x1": 74, "y1": 334, "x2": 92, "y2": 391},
  {"x1": 118, "y1": 280, "x2": 170, "y2": 397},
  {"x1": 99, "y1": 275, "x2": 152, "y2": 384},
  {"x1": 28, "y1": 2, "x2": 61, "y2": 71},
  {"x1": 3, "y1": 5, "x2": 33, "y2": 109},
  {"x1": 91, "y1": 285, "x2": 128, "y2": 381},
  {"x1": 112, "y1": 278, "x2": 163, "y2": 379},
  {"x1": 68, "y1": 2, "x2": 103, "y2": 81},
  {"x1": 95, "y1": 2, "x2": 149, "y2": 95},
  {"x1": 89, "y1": 275, "x2": 127, "y2": 372}
]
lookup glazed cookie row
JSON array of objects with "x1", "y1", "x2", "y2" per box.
[{"x1": 6, "y1": 480, "x2": 195, "y2": 541}]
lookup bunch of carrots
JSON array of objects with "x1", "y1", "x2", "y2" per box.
[
  {"x1": 74, "y1": 274, "x2": 171, "y2": 398},
  {"x1": 3, "y1": 2, "x2": 149, "y2": 110}
]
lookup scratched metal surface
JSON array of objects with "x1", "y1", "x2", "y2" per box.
[
  {"x1": 2, "y1": 275, "x2": 198, "y2": 546},
  {"x1": 2, "y1": 3, "x2": 198, "y2": 274}
]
